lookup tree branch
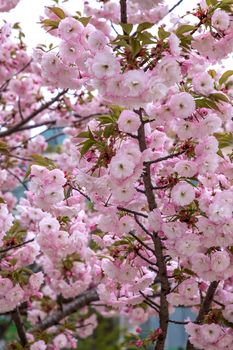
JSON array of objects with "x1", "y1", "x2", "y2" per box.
[
  {"x1": 32, "y1": 289, "x2": 99, "y2": 332},
  {"x1": 6, "y1": 168, "x2": 29, "y2": 190},
  {"x1": 186, "y1": 281, "x2": 219, "y2": 350},
  {"x1": 0, "y1": 59, "x2": 32, "y2": 93},
  {"x1": 0, "y1": 90, "x2": 68, "y2": 138},
  {"x1": 0, "y1": 239, "x2": 34, "y2": 255},
  {"x1": 117, "y1": 206, "x2": 148, "y2": 218},
  {"x1": 120, "y1": 0, "x2": 127, "y2": 24},
  {"x1": 128, "y1": 230, "x2": 155, "y2": 254},
  {"x1": 145, "y1": 151, "x2": 185, "y2": 166},
  {"x1": 12, "y1": 308, "x2": 27, "y2": 347},
  {"x1": 137, "y1": 113, "x2": 170, "y2": 350},
  {"x1": 168, "y1": 0, "x2": 184, "y2": 13}
]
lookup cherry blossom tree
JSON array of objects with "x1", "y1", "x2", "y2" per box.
[{"x1": 1, "y1": 0, "x2": 233, "y2": 349}]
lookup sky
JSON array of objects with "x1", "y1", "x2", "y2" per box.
[{"x1": 1, "y1": 0, "x2": 198, "y2": 49}]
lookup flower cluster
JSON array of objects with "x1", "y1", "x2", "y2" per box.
[{"x1": 1, "y1": 1, "x2": 233, "y2": 350}]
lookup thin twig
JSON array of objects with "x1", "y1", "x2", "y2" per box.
[
  {"x1": 17, "y1": 98, "x2": 24, "y2": 121},
  {"x1": 140, "y1": 291, "x2": 160, "y2": 312},
  {"x1": 32, "y1": 289, "x2": 99, "y2": 332},
  {"x1": 168, "y1": 319, "x2": 189, "y2": 325},
  {"x1": 128, "y1": 230, "x2": 155, "y2": 254},
  {"x1": 134, "y1": 214, "x2": 153, "y2": 238},
  {"x1": 69, "y1": 184, "x2": 91, "y2": 201},
  {"x1": 6, "y1": 168, "x2": 28, "y2": 190},
  {"x1": 0, "y1": 239, "x2": 34, "y2": 254},
  {"x1": 168, "y1": 0, "x2": 184, "y2": 13},
  {"x1": 145, "y1": 151, "x2": 185, "y2": 166},
  {"x1": 0, "y1": 89, "x2": 68, "y2": 138},
  {"x1": 117, "y1": 206, "x2": 148, "y2": 218},
  {"x1": 0, "y1": 60, "x2": 32, "y2": 92}
]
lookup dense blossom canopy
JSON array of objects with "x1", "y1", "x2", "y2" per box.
[{"x1": 1, "y1": 0, "x2": 233, "y2": 350}]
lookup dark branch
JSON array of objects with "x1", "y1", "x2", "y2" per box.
[
  {"x1": 169, "y1": 0, "x2": 184, "y2": 13},
  {"x1": 0, "y1": 90, "x2": 68, "y2": 138},
  {"x1": 12, "y1": 308, "x2": 27, "y2": 347},
  {"x1": 196, "y1": 281, "x2": 219, "y2": 324},
  {"x1": 0, "y1": 239, "x2": 34, "y2": 254},
  {"x1": 137, "y1": 113, "x2": 170, "y2": 350},
  {"x1": 117, "y1": 206, "x2": 148, "y2": 218},
  {"x1": 6, "y1": 168, "x2": 29, "y2": 190},
  {"x1": 32, "y1": 289, "x2": 99, "y2": 332},
  {"x1": 128, "y1": 230, "x2": 155, "y2": 254},
  {"x1": 134, "y1": 214, "x2": 153, "y2": 238},
  {"x1": 0, "y1": 60, "x2": 32, "y2": 93},
  {"x1": 168, "y1": 319, "x2": 189, "y2": 325},
  {"x1": 145, "y1": 151, "x2": 185, "y2": 166},
  {"x1": 120, "y1": 0, "x2": 127, "y2": 23},
  {"x1": 186, "y1": 281, "x2": 219, "y2": 350}
]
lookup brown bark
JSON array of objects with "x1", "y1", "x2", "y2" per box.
[
  {"x1": 120, "y1": 0, "x2": 127, "y2": 23},
  {"x1": 0, "y1": 89, "x2": 67, "y2": 138},
  {"x1": 186, "y1": 281, "x2": 219, "y2": 350},
  {"x1": 12, "y1": 308, "x2": 27, "y2": 347},
  {"x1": 137, "y1": 119, "x2": 170, "y2": 350},
  {"x1": 32, "y1": 289, "x2": 99, "y2": 332}
]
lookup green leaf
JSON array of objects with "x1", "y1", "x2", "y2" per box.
[
  {"x1": 41, "y1": 19, "x2": 59, "y2": 29},
  {"x1": 4, "y1": 221, "x2": 27, "y2": 242},
  {"x1": 214, "y1": 132, "x2": 233, "y2": 149},
  {"x1": 195, "y1": 98, "x2": 220, "y2": 111},
  {"x1": 120, "y1": 22, "x2": 133, "y2": 35},
  {"x1": 77, "y1": 127, "x2": 95, "y2": 140},
  {"x1": 176, "y1": 24, "x2": 196, "y2": 37},
  {"x1": 80, "y1": 139, "x2": 95, "y2": 157},
  {"x1": 76, "y1": 131, "x2": 90, "y2": 138},
  {"x1": 206, "y1": 0, "x2": 218, "y2": 5},
  {"x1": 109, "y1": 105, "x2": 124, "y2": 117},
  {"x1": 137, "y1": 31, "x2": 155, "y2": 45},
  {"x1": 31, "y1": 154, "x2": 56, "y2": 170},
  {"x1": 47, "y1": 6, "x2": 66, "y2": 19},
  {"x1": 103, "y1": 124, "x2": 115, "y2": 138},
  {"x1": 0, "y1": 141, "x2": 9, "y2": 154},
  {"x1": 219, "y1": 70, "x2": 233, "y2": 85},
  {"x1": 130, "y1": 38, "x2": 142, "y2": 57},
  {"x1": 137, "y1": 22, "x2": 154, "y2": 32},
  {"x1": 158, "y1": 26, "x2": 170, "y2": 40},
  {"x1": 222, "y1": 0, "x2": 233, "y2": 4},
  {"x1": 208, "y1": 69, "x2": 217, "y2": 78},
  {"x1": 113, "y1": 239, "x2": 130, "y2": 246},
  {"x1": 77, "y1": 16, "x2": 91, "y2": 26},
  {"x1": 210, "y1": 92, "x2": 230, "y2": 103},
  {"x1": 0, "y1": 198, "x2": 5, "y2": 204},
  {"x1": 98, "y1": 115, "x2": 116, "y2": 125},
  {"x1": 182, "y1": 268, "x2": 196, "y2": 276}
]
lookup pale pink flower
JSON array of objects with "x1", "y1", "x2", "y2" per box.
[
  {"x1": 109, "y1": 155, "x2": 136, "y2": 180},
  {"x1": 91, "y1": 51, "x2": 120, "y2": 79},
  {"x1": 87, "y1": 30, "x2": 108, "y2": 51},
  {"x1": 193, "y1": 72, "x2": 214, "y2": 95},
  {"x1": 171, "y1": 182, "x2": 195, "y2": 206},
  {"x1": 58, "y1": 17, "x2": 84, "y2": 41},
  {"x1": 211, "y1": 251, "x2": 230, "y2": 273},
  {"x1": 30, "y1": 341, "x2": 47, "y2": 350},
  {"x1": 223, "y1": 304, "x2": 233, "y2": 323},
  {"x1": 156, "y1": 56, "x2": 181, "y2": 86},
  {"x1": 174, "y1": 160, "x2": 197, "y2": 177},
  {"x1": 169, "y1": 33, "x2": 181, "y2": 56},
  {"x1": 212, "y1": 10, "x2": 230, "y2": 31},
  {"x1": 200, "y1": 323, "x2": 222, "y2": 343},
  {"x1": 118, "y1": 110, "x2": 141, "y2": 133},
  {"x1": 169, "y1": 92, "x2": 195, "y2": 119}
]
